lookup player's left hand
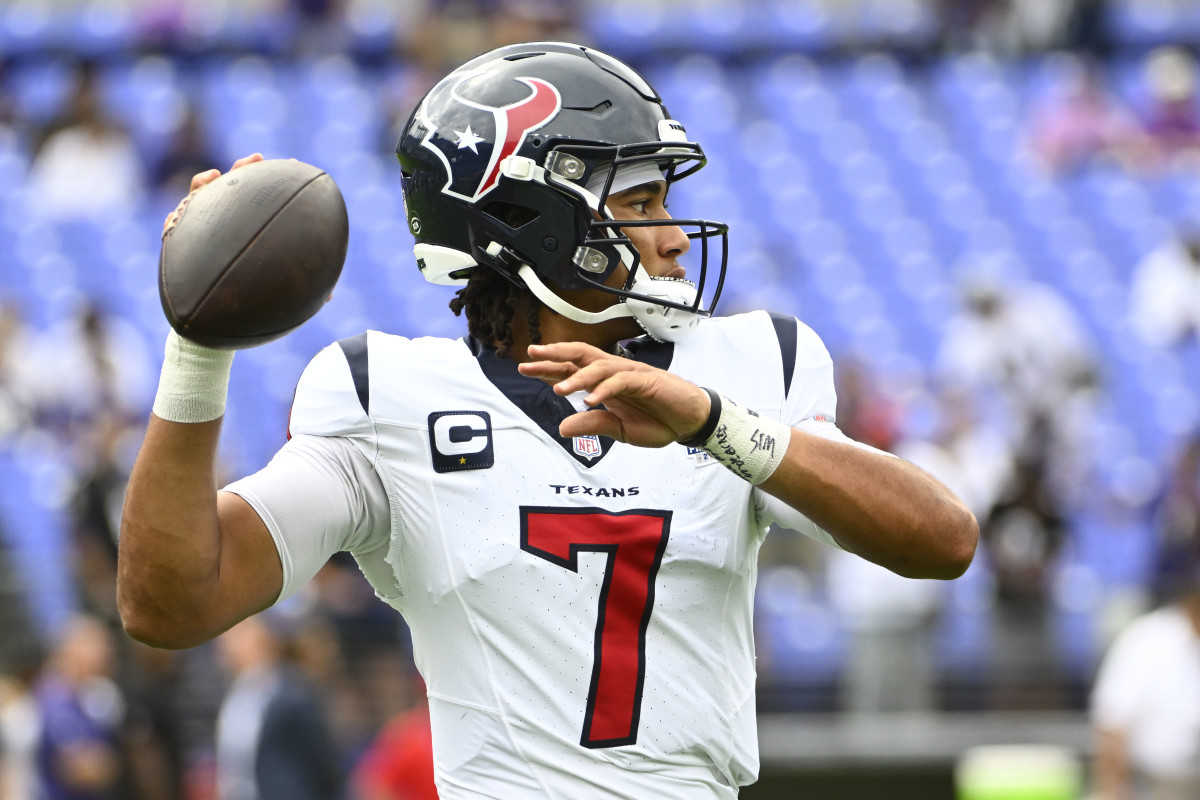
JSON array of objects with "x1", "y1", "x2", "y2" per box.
[{"x1": 518, "y1": 342, "x2": 710, "y2": 448}]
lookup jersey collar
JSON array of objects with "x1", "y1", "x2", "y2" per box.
[{"x1": 466, "y1": 336, "x2": 676, "y2": 468}]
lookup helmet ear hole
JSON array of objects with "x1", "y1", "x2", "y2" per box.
[{"x1": 482, "y1": 201, "x2": 540, "y2": 230}]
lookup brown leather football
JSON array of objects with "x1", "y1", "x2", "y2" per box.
[{"x1": 159, "y1": 158, "x2": 349, "y2": 349}]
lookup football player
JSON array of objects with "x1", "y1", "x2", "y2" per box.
[{"x1": 118, "y1": 42, "x2": 978, "y2": 798}]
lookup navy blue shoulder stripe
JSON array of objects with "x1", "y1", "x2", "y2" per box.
[
  {"x1": 768, "y1": 312, "x2": 797, "y2": 398},
  {"x1": 337, "y1": 333, "x2": 370, "y2": 415}
]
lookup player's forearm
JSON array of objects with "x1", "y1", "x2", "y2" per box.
[
  {"x1": 761, "y1": 431, "x2": 978, "y2": 579},
  {"x1": 117, "y1": 415, "x2": 228, "y2": 647}
]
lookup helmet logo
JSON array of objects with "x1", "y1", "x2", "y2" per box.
[
  {"x1": 476, "y1": 78, "x2": 559, "y2": 196},
  {"x1": 418, "y1": 73, "x2": 562, "y2": 203}
]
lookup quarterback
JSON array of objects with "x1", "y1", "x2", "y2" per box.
[{"x1": 117, "y1": 43, "x2": 977, "y2": 798}]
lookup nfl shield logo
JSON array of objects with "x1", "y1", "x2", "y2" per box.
[{"x1": 573, "y1": 435, "x2": 603, "y2": 460}]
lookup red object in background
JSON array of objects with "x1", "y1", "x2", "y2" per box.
[
  {"x1": 183, "y1": 753, "x2": 216, "y2": 800},
  {"x1": 353, "y1": 703, "x2": 439, "y2": 800}
]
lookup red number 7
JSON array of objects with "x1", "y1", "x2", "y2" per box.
[{"x1": 520, "y1": 506, "x2": 672, "y2": 749}]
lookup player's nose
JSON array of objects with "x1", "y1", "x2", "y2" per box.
[{"x1": 650, "y1": 214, "x2": 689, "y2": 277}]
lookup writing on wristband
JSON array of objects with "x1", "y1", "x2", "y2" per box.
[{"x1": 684, "y1": 390, "x2": 791, "y2": 485}]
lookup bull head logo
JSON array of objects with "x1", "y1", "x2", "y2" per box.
[{"x1": 418, "y1": 72, "x2": 563, "y2": 202}]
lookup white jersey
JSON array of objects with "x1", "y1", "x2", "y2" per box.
[
  {"x1": 1091, "y1": 606, "x2": 1200, "y2": 780},
  {"x1": 227, "y1": 310, "x2": 848, "y2": 799}
]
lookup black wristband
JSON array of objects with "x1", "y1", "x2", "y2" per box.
[{"x1": 678, "y1": 387, "x2": 723, "y2": 448}]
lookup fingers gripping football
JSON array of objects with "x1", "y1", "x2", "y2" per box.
[
  {"x1": 163, "y1": 154, "x2": 264, "y2": 237},
  {"x1": 518, "y1": 343, "x2": 711, "y2": 447}
]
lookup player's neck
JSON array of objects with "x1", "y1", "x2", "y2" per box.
[{"x1": 505, "y1": 307, "x2": 638, "y2": 363}]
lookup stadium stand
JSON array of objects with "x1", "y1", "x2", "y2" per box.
[{"x1": 4, "y1": 10, "x2": 1200, "y2": 794}]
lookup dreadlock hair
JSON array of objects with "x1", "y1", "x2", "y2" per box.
[{"x1": 449, "y1": 266, "x2": 543, "y2": 359}]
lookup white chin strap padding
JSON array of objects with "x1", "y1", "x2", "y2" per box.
[
  {"x1": 624, "y1": 274, "x2": 702, "y2": 342},
  {"x1": 517, "y1": 265, "x2": 634, "y2": 325}
]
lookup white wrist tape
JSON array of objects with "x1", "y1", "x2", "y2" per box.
[
  {"x1": 152, "y1": 330, "x2": 235, "y2": 423},
  {"x1": 681, "y1": 389, "x2": 791, "y2": 485}
]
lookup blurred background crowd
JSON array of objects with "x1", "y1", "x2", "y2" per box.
[{"x1": 2, "y1": 0, "x2": 1200, "y2": 798}]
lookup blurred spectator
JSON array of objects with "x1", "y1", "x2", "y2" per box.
[
  {"x1": 1006, "y1": 0, "x2": 1075, "y2": 54},
  {"x1": 118, "y1": 643, "x2": 187, "y2": 800},
  {"x1": 34, "y1": 615, "x2": 125, "y2": 800},
  {"x1": 982, "y1": 416, "x2": 1071, "y2": 709},
  {"x1": 833, "y1": 356, "x2": 902, "y2": 453},
  {"x1": 1139, "y1": 46, "x2": 1200, "y2": 170},
  {"x1": 1024, "y1": 55, "x2": 1141, "y2": 176},
  {"x1": 214, "y1": 612, "x2": 343, "y2": 800},
  {"x1": 826, "y1": 548, "x2": 941, "y2": 714},
  {"x1": 69, "y1": 415, "x2": 132, "y2": 625},
  {"x1": 985, "y1": 418, "x2": 1069, "y2": 611},
  {"x1": 0, "y1": 538, "x2": 42, "y2": 683},
  {"x1": 887, "y1": 384, "x2": 1015, "y2": 707},
  {"x1": 400, "y1": 0, "x2": 582, "y2": 79},
  {"x1": 1063, "y1": 0, "x2": 1113, "y2": 58},
  {"x1": 0, "y1": 299, "x2": 35, "y2": 442},
  {"x1": 0, "y1": 59, "x2": 19, "y2": 138},
  {"x1": 1, "y1": 669, "x2": 40, "y2": 800},
  {"x1": 351, "y1": 671, "x2": 437, "y2": 800},
  {"x1": 1149, "y1": 433, "x2": 1200, "y2": 605},
  {"x1": 937, "y1": 273, "x2": 1096, "y2": 706},
  {"x1": 134, "y1": 0, "x2": 201, "y2": 53},
  {"x1": 895, "y1": 383, "x2": 1014, "y2": 523},
  {"x1": 277, "y1": 0, "x2": 351, "y2": 57},
  {"x1": 24, "y1": 301, "x2": 154, "y2": 444},
  {"x1": 936, "y1": 0, "x2": 1006, "y2": 52},
  {"x1": 151, "y1": 103, "x2": 220, "y2": 201},
  {"x1": 294, "y1": 557, "x2": 417, "y2": 759},
  {"x1": 1128, "y1": 226, "x2": 1200, "y2": 351},
  {"x1": 1091, "y1": 569, "x2": 1200, "y2": 799},
  {"x1": 937, "y1": 0, "x2": 1073, "y2": 55},
  {"x1": 386, "y1": 0, "x2": 584, "y2": 141},
  {"x1": 26, "y1": 61, "x2": 146, "y2": 221},
  {"x1": 937, "y1": 271, "x2": 1099, "y2": 461}
]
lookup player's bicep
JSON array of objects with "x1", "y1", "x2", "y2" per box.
[
  {"x1": 224, "y1": 434, "x2": 390, "y2": 605},
  {"x1": 212, "y1": 490, "x2": 285, "y2": 620}
]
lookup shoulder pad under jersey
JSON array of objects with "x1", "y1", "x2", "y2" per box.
[{"x1": 288, "y1": 332, "x2": 377, "y2": 443}]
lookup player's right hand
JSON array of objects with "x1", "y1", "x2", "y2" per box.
[
  {"x1": 162, "y1": 153, "x2": 265, "y2": 237},
  {"x1": 519, "y1": 341, "x2": 712, "y2": 447}
]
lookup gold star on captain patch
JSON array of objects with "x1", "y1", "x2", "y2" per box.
[{"x1": 459, "y1": 457, "x2": 467, "y2": 465}]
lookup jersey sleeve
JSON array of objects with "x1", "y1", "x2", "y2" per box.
[
  {"x1": 223, "y1": 434, "x2": 392, "y2": 605},
  {"x1": 223, "y1": 337, "x2": 392, "y2": 604},
  {"x1": 752, "y1": 317, "x2": 892, "y2": 547}
]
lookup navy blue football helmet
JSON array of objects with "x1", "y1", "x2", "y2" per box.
[{"x1": 395, "y1": 41, "x2": 728, "y2": 341}]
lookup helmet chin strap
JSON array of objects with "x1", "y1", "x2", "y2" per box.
[
  {"x1": 516, "y1": 264, "x2": 633, "y2": 324},
  {"x1": 516, "y1": 265, "x2": 702, "y2": 343}
]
